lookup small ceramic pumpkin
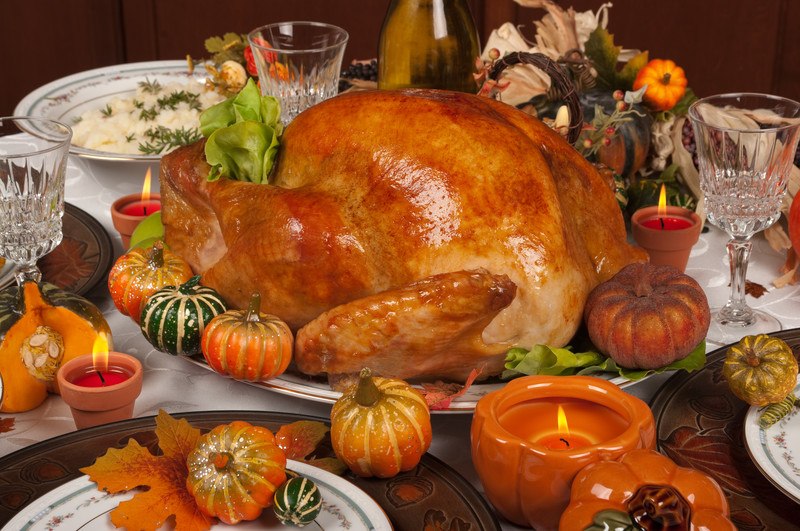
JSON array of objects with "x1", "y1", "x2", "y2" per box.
[
  {"x1": 140, "y1": 276, "x2": 227, "y2": 356},
  {"x1": 560, "y1": 449, "x2": 735, "y2": 530},
  {"x1": 723, "y1": 334, "x2": 798, "y2": 406},
  {"x1": 186, "y1": 421, "x2": 287, "y2": 525},
  {"x1": 201, "y1": 292, "x2": 293, "y2": 381},
  {"x1": 108, "y1": 242, "x2": 193, "y2": 323},
  {"x1": 330, "y1": 368, "x2": 432, "y2": 478},
  {"x1": 633, "y1": 58, "x2": 688, "y2": 112},
  {"x1": 584, "y1": 263, "x2": 710, "y2": 369},
  {"x1": 273, "y1": 476, "x2": 322, "y2": 527},
  {"x1": 0, "y1": 281, "x2": 112, "y2": 412}
]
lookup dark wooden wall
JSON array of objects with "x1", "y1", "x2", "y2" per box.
[{"x1": 2, "y1": 0, "x2": 798, "y2": 116}]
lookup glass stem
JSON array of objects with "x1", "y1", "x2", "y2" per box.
[
  {"x1": 14, "y1": 264, "x2": 42, "y2": 286},
  {"x1": 721, "y1": 237, "x2": 754, "y2": 325}
]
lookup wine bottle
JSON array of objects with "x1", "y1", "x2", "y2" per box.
[{"x1": 377, "y1": 0, "x2": 480, "y2": 93}]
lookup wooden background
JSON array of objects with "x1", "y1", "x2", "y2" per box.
[{"x1": 1, "y1": 0, "x2": 798, "y2": 116}]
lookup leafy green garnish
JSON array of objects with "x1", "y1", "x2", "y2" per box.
[
  {"x1": 200, "y1": 78, "x2": 282, "y2": 183},
  {"x1": 584, "y1": 27, "x2": 649, "y2": 91},
  {"x1": 139, "y1": 78, "x2": 163, "y2": 95},
  {"x1": 503, "y1": 341, "x2": 706, "y2": 381},
  {"x1": 100, "y1": 104, "x2": 113, "y2": 117}
]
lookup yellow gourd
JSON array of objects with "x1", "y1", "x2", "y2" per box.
[{"x1": 0, "y1": 282, "x2": 113, "y2": 413}]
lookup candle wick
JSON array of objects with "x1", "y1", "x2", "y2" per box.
[
  {"x1": 96, "y1": 370, "x2": 106, "y2": 386},
  {"x1": 143, "y1": 205, "x2": 148, "y2": 216},
  {"x1": 659, "y1": 217, "x2": 665, "y2": 230},
  {"x1": 560, "y1": 437, "x2": 570, "y2": 448}
]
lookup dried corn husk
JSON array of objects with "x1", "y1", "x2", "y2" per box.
[{"x1": 670, "y1": 116, "x2": 705, "y2": 225}]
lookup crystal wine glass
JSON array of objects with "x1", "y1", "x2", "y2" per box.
[
  {"x1": 0, "y1": 117, "x2": 72, "y2": 287},
  {"x1": 689, "y1": 94, "x2": 800, "y2": 344}
]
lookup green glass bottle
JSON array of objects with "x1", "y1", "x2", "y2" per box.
[{"x1": 377, "y1": 0, "x2": 480, "y2": 93}]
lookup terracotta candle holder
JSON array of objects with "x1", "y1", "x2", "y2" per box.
[
  {"x1": 56, "y1": 353, "x2": 143, "y2": 430},
  {"x1": 631, "y1": 205, "x2": 701, "y2": 272},
  {"x1": 110, "y1": 193, "x2": 161, "y2": 248},
  {"x1": 471, "y1": 375, "x2": 656, "y2": 531}
]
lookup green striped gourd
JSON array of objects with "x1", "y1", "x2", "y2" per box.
[
  {"x1": 273, "y1": 476, "x2": 322, "y2": 527},
  {"x1": 140, "y1": 276, "x2": 227, "y2": 356}
]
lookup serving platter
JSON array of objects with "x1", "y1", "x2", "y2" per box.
[
  {"x1": 3, "y1": 460, "x2": 391, "y2": 530},
  {"x1": 650, "y1": 327, "x2": 800, "y2": 528},
  {"x1": 0, "y1": 411, "x2": 500, "y2": 529},
  {"x1": 0, "y1": 203, "x2": 113, "y2": 296},
  {"x1": 743, "y1": 374, "x2": 800, "y2": 505},
  {"x1": 185, "y1": 355, "x2": 638, "y2": 413},
  {"x1": 14, "y1": 60, "x2": 209, "y2": 162}
]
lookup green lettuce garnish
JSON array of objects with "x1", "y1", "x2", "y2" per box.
[
  {"x1": 503, "y1": 341, "x2": 706, "y2": 382},
  {"x1": 200, "y1": 78, "x2": 281, "y2": 183}
]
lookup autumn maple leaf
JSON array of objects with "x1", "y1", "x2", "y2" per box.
[
  {"x1": 421, "y1": 367, "x2": 483, "y2": 410},
  {"x1": 80, "y1": 410, "x2": 213, "y2": 531},
  {"x1": 276, "y1": 420, "x2": 346, "y2": 475}
]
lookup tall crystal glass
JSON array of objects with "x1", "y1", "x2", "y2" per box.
[
  {"x1": 0, "y1": 117, "x2": 72, "y2": 286},
  {"x1": 248, "y1": 21, "x2": 349, "y2": 126},
  {"x1": 689, "y1": 94, "x2": 800, "y2": 343}
]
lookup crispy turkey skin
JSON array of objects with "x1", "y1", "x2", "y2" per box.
[{"x1": 160, "y1": 89, "x2": 646, "y2": 383}]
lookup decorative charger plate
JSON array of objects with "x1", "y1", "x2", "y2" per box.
[
  {"x1": 14, "y1": 60, "x2": 208, "y2": 162},
  {"x1": 0, "y1": 203, "x2": 113, "y2": 296},
  {"x1": 650, "y1": 328, "x2": 800, "y2": 528},
  {"x1": 743, "y1": 374, "x2": 800, "y2": 505},
  {"x1": 0, "y1": 411, "x2": 500, "y2": 530},
  {"x1": 185, "y1": 356, "x2": 640, "y2": 413},
  {"x1": 3, "y1": 460, "x2": 391, "y2": 530}
]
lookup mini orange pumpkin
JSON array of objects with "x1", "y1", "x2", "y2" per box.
[
  {"x1": 107, "y1": 242, "x2": 193, "y2": 323},
  {"x1": 330, "y1": 368, "x2": 432, "y2": 478},
  {"x1": 560, "y1": 449, "x2": 735, "y2": 530},
  {"x1": 201, "y1": 292, "x2": 293, "y2": 381},
  {"x1": 633, "y1": 59, "x2": 688, "y2": 112}
]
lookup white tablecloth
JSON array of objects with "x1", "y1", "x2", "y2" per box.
[{"x1": 2, "y1": 152, "x2": 799, "y2": 530}]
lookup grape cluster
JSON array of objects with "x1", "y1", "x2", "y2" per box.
[
  {"x1": 681, "y1": 119, "x2": 699, "y2": 169},
  {"x1": 339, "y1": 59, "x2": 378, "y2": 92}
]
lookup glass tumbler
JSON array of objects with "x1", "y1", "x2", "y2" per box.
[
  {"x1": 0, "y1": 116, "x2": 72, "y2": 286},
  {"x1": 248, "y1": 21, "x2": 349, "y2": 126},
  {"x1": 689, "y1": 93, "x2": 800, "y2": 343}
]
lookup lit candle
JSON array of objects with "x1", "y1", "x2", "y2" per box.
[
  {"x1": 120, "y1": 168, "x2": 161, "y2": 216},
  {"x1": 631, "y1": 184, "x2": 702, "y2": 272},
  {"x1": 56, "y1": 333, "x2": 143, "y2": 430},
  {"x1": 110, "y1": 167, "x2": 162, "y2": 247},
  {"x1": 535, "y1": 405, "x2": 593, "y2": 450},
  {"x1": 471, "y1": 376, "x2": 656, "y2": 531}
]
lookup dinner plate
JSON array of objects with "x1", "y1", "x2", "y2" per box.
[
  {"x1": 0, "y1": 203, "x2": 113, "y2": 295},
  {"x1": 743, "y1": 374, "x2": 800, "y2": 504},
  {"x1": 185, "y1": 357, "x2": 642, "y2": 413},
  {"x1": 14, "y1": 60, "x2": 209, "y2": 162},
  {"x1": 2, "y1": 460, "x2": 391, "y2": 530},
  {"x1": 650, "y1": 327, "x2": 800, "y2": 528},
  {"x1": 0, "y1": 411, "x2": 500, "y2": 529}
]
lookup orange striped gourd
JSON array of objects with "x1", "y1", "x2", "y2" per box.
[
  {"x1": 330, "y1": 368, "x2": 432, "y2": 478},
  {"x1": 200, "y1": 292, "x2": 293, "y2": 381}
]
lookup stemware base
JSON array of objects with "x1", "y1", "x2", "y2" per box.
[{"x1": 706, "y1": 307, "x2": 782, "y2": 346}]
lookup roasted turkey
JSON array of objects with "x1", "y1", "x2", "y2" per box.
[{"x1": 160, "y1": 89, "x2": 646, "y2": 384}]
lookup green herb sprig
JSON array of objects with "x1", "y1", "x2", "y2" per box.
[{"x1": 138, "y1": 126, "x2": 202, "y2": 155}]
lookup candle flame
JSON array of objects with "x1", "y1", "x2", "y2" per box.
[
  {"x1": 92, "y1": 332, "x2": 109, "y2": 373},
  {"x1": 557, "y1": 405, "x2": 571, "y2": 437},
  {"x1": 657, "y1": 183, "x2": 667, "y2": 218},
  {"x1": 141, "y1": 168, "x2": 152, "y2": 202}
]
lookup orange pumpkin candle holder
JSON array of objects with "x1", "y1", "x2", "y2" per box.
[{"x1": 470, "y1": 375, "x2": 655, "y2": 531}]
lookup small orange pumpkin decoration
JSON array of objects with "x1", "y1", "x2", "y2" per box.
[
  {"x1": 560, "y1": 449, "x2": 735, "y2": 530},
  {"x1": 201, "y1": 292, "x2": 293, "y2": 381},
  {"x1": 330, "y1": 368, "x2": 432, "y2": 478},
  {"x1": 186, "y1": 421, "x2": 287, "y2": 525},
  {"x1": 107, "y1": 241, "x2": 193, "y2": 323},
  {"x1": 633, "y1": 59, "x2": 688, "y2": 112}
]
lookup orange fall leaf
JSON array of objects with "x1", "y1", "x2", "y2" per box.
[{"x1": 80, "y1": 409, "x2": 213, "y2": 531}]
